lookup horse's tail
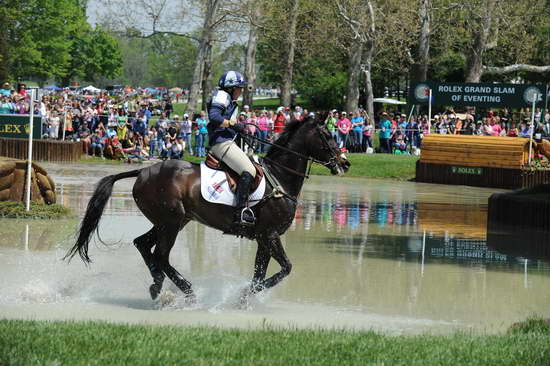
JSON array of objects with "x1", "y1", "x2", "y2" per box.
[{"x1": 64, "y1": 169, "x2": 142, "y2": 264}]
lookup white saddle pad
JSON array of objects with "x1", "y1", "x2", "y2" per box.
[{"x1": 200, "y1": 162, "x2": 266, "y2": 207}]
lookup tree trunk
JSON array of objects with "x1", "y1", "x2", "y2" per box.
[
  {"x1": 243, "y1": 18, "x2": 258, "y2": 108},
  {"x1": 364, "y1": 0, "x2": 376, "y2": 120},
  {"x1": 186, "y1": 0, "x2": 220, "y2": 115},
  {"x1": 345, "y1": 41, "x2": 363, "y2": 112},
  {"x1": 412, "y1": 0, "x2": 431, "y2": 82},
  {"x1": 280, "y1": 0, "x2": 300, "y2": 107},
  {"x1": 201, "y1": 41, "x2": 213, "y2": 113},
  {"x1": 465, "y1": 0, "x2": 497, "y2": 82},
  {"x1": 363, "y1": 42, "x2": 375, "y2": 122}
]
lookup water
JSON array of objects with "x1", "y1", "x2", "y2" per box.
[{"x1": 1, "y1": 162, "x2": 549, "y2": 334}]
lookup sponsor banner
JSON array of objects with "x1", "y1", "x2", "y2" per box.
[
  {"x1": 451, "y1": 166, "x2": 483, "y2": 175},
  {"x1": 0, "y1": 114, "x2": 42, "y2": 139},
  {"x1": 409, "y1": 81, "x2": 547, "y2": 108}
]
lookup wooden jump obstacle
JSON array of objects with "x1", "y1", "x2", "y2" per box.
[
  {"x1": 415, "y1": 134, "x2": 550, "y2": 189},
  {"x1": 0, "y1": 137, "x2": 83, "y2": 162}
]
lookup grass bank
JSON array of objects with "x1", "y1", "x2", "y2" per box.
[
  {"x1": 1, "y1": 318, "x2": 549, "y2": 365},
  {"x1": 309, "y1": 153, "x2": 418, "y2": 180},
  {"x1": 0, "y1": 201, "x2": 71, "y2": 219},
  {"x1": 79, "y1": 153, "x2": 419, "y2": 180}
]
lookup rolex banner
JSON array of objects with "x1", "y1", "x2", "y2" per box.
[
  {"x1": 0, "y1": 114, "x2": 42, "y2": 139},
  {"x1": 409, "y1": 81, "x2": 547, "y2": 108}
]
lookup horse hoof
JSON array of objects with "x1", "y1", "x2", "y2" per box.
[
  {"x1": 183, "y1": 292, "x2": 197, "y2": 305},
  {"x1": 149, "y1": 284, "x2": 161, "y2": 300}
]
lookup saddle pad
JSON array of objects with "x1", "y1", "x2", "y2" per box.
[{"x1": 200, "y1": 162, "x2": 266, "y2": 207}]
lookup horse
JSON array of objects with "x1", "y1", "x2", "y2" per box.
[{"x1": 65, "y1": 115, "x2": 350, "y2": 302}]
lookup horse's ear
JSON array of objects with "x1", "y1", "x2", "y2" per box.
[{"x1": 316, "y1": 111, "x2": 329, "y2": 126}]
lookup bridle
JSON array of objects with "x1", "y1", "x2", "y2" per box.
[{"x1": 245, "y1": 124, "x2": 342, "y2": 179}]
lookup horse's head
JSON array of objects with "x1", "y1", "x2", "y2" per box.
[{"x1": 302, "y1": 114, "x2": 351, "y2": 176}]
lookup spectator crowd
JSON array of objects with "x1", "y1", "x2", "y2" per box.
[{"x1": 1, "y1": 81, "x2": 549, "y2": 160}]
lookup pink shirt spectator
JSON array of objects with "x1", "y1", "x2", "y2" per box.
[
  {"x1": 337, "y1": 118, "x2": 351, "y2": 134},
  {"x1": 257, "y1": 116, "x2": 269, "y2": 131},
  {"x1": 491, "y1": 124, "x2": 502, "y2": 136}
]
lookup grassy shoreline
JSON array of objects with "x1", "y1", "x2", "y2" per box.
[
  {"x1": 1, "y1": 318, "x2": 549, "y2": 365},
  {"x1": 80, "y1": 153, "x2": 419, "y2": 180},
  {"x1": 0, "y1": 201, "x2": 71, "y2": 219}
]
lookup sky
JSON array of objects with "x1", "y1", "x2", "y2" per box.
[{"x1": 86, "y1": 0, "x2": 246, "y2": 45}]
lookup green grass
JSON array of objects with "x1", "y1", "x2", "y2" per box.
[
  {"x1": 0, "y1": 201, "x2": 71, "y2": 219},
  {"x1": 1, "y1": 319, "x2": 550, "y2": 365},
  {"x1": 310, "y1": 153, "x2": 419, "y2": 180}
]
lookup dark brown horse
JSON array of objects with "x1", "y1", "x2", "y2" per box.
[{"x1": 66, "y1": 116, "x2": 350, "y2": 302}]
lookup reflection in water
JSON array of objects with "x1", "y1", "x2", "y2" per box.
[
  {"x1": 2, "y1": 165, "x2": 550, "y2": 333},
  {"x1": 294, "y1": 191, "x2": 418, "y2": 234}
]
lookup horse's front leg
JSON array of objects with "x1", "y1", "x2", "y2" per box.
[{"x1": 244, "y1": 234, "x2": 292, "y2": 300}]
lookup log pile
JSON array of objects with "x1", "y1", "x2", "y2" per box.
[{"x1": 0, "y1": 159, "x2": 56, "y2": 204}]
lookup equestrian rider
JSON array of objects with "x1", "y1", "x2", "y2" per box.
[{"x1": 207, "y1": 71, "x2": 256, "y2": 228}]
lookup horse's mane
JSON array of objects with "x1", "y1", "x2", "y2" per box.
[{"x1": 265, "y1": 118, "x2": 308, "y2": 158}]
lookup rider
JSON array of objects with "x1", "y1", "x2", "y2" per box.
[{"x1": 207, "y1": 71, "x2": 256, "y2": 228}]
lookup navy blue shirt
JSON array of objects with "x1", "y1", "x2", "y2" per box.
[{"x1": 207, "y1": 90, "x2": 240, "y2": 146}]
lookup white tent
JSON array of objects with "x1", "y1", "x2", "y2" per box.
[
  {"x1": 82, "y1": 85, "x2": 101, "y2": 93},
  {"x1": 373, "y1": 98, "x2": 407, "y2": 105}
]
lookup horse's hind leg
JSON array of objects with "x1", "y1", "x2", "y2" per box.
[
  {"x1": 134, "y1": 226, "x2": 165, "y2": 300},
  {"x1": 249, "y1": 237, "x2": 271, "y2": 294},
  {"x1": 154, "y1": 221, "x2": 195, "y2": 300}
]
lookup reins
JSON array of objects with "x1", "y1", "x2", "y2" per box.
[{"x1": 240, "y1": 123, "x2": 339, "y2": 179}]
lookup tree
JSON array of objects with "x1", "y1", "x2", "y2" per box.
[
  {"x1": 0, "y1": 0, "x2": 122, "y2": 85},
  {"x1": 336, "y1": 0, "x2": 378, "y2": 118},
  {"x1": 455, "y1": 0, "x2": 550, "y2": 82},
  {"x1": 63, "y1": 26, "x2": 123, "y2": 85}
]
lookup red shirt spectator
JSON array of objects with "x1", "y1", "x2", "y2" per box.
[{"x1": 274, "y1": 111, "x2": 286, "y2": 133}]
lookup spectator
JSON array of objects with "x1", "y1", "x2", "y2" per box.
[
  {"x1": 351, "y1": 111, "x2": 364, "y2": 152},
  {"x1": 392, "y1": 130, "x2": 408, "y2": 154},
  {"x1": 257, "y1": 110, "x2": 270, "y2": 153},
  {"x1": 273, "y1": 107, "x2": 286, "y2": 140},
  {"x1": 49, "y1": 111, "x2": 60, "y2": 139},
  {"x1": 164, "y1": 99, "x2": 173, "y2": 118},
  {"x1": 195, "y1": 111, "x2": 208, "y2": 157},
  {"x1": 180, "y1": 114, "x2": 193, "y2": 155},
  {"x1": 507, "y1": 121, "x2": 519, "y2": 137},
  {"x1": 90, "y1": 129, "x2": 106, "y2": 158},
  {"x1": 337, "y1": 111, "x2": 351, "y2": 150},
  {"x1": 379, "y1": 112, "x2": 392, "y2": 153},
  {"x1": 363, "y1": 116, "x2": 374, "y2": 152},
  {"x1": 519, "y1": 121, "x2": 531, "y2": 138},
  {"x1": 325, "y1": 111, "x2": 338, "y2": 141},
  {"x1": 148, "y1": 126, "x2": 159, "y2": 159}
]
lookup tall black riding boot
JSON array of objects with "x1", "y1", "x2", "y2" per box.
[{"x1": 233, "y1": 171, "x2": 256, "y2": 227}]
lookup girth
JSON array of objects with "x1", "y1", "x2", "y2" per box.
[{"x1": 205, "y1": 153, "x2": 264, "y2": 193}]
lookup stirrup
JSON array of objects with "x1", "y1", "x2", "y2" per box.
[{"x1": 240, "y1": 207, "x2": 256, "y2": 226}]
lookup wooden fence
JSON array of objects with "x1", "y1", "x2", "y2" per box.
[
  {"x1": 416, "y1": 135, "x2": 550, "y2": 189},
  {"x1": 0, "y1": 138, "x2": 83, "y2": 162}
]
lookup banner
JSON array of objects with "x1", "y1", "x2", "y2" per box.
[
  {"x1": 0, "y1": 114, "x2": 42, "y2": 139},
  {"x1": 409, "y1": 81, "x2": 547, "y2": 108}
]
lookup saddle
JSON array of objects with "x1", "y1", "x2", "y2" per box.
[{"x1": 205, "y1": 153, "x2": 264, "y2": 193}]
